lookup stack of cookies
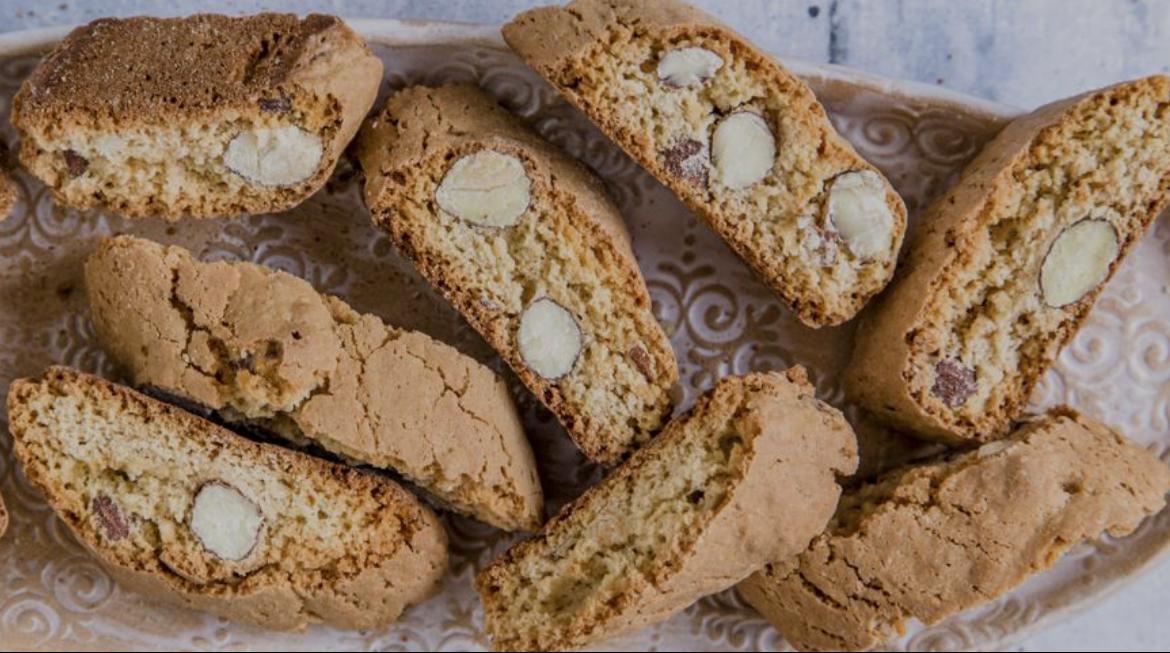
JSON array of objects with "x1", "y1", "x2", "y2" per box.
[{"x1": 2, "y1": 1, "x2": 1169, "y2": 650}]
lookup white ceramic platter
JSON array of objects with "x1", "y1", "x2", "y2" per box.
[{"x1": 0, "y1": 18, "x2": 1168, "y2": 652}]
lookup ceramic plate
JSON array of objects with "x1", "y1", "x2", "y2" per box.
[{"x1": 1, "y1": 18, "x2": 1167, "y2": 652}]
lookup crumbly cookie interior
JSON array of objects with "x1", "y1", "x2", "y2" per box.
[
  {"x1": 389, "y1": 145, "x2": 674, "y2": 461},
  {"x1": 477, "y1": 402, "x2": 750, "y2": 650},
  {"x1": 908, "y1": 82, "x2": 1170, "y2": 434},
  {"x1": 21, "y1": 111, "x2": 327, "y2": 217},
  {"x1": 11, "y1": 370, "x2": 420, "y2": 588},
  {"x1": 555, "y1": 29, "x2": 901, "y2": 324}
]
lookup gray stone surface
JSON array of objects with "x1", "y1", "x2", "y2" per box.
[{"x1": 0, "y1": 1, "x2": 1167, "y2": 651}]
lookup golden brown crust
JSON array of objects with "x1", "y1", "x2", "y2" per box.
[
  {"x1": 12, "y1": 14, "x2": 382, "y2": 218},
  {"x1": 7, "y1": 367, "x2": 449, "y2": 631},
  {"x1": 846, "y1": 76, "x2": 1170, "y2": 443},
  {"x1": 739, "y1": 408, "x2": 1170, "y2": 651},
  {"x1": 0, "y1": 141, "x2": 16, "y2": 221},
  {"x1": 503, "y1": 0, "x2": 907, "y2": 327},
  {"x1": 358, "y1": 83, "x2": 678, "y2": 464},
  {"x1": 0, "y1": 491, "x2": 7, "y2": 540},
  {"x1": 475, "y1": 368, "x2": 859, "y2": 651},
  {"x1": 85, "y1": 235, "x2": 542, "y2": 532},
  {"x1": 0, "y1": 169, "x2": 14, "y2": 222}
]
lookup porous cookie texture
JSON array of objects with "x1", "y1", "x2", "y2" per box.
[
  {"x1": 475, "y1": 369, "x2": 859, "y2": 651},
  {"x1": 0, "y1": 141, "x2": 16, "y2": 221},
  {"x1": 11, "y1": 13, "x2": 382, "y2": 219},
  {"x1": 739, "y1": 408, "x2": 1170, "y2": 652},
  {"x1": 0, "y1": 168, "x2": 14, "y2": 221},
  {"x1": 846, "y1": 75, "x2": 1170, "y2": 444},
  {"x1": 358, "y1": 83, "x2": 678, "y2": 465},
  {"x1": 503, "y1": 0, "x2": 907, "y2": 327},
  {"x1": 7, "y1": 367, "x2": 448, "y2": 631},
  {"x1": 85, "y1": 236, "x2": 542, "y2": 532}
]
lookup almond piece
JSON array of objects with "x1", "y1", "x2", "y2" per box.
[
  {"x1": 711, "y1": 111, "x2": 775, "y2": 190},
  {"x1": 224, "y1": 125, "x2": 323, "y2": 187},
  {"x1": 656, "y1": 47, "x2": 723, "y2": 88},
  {"x1": 189, "y1": 481, "x2": 265, "y2": 561},
  {"x1": 825, "y1": 170, "x2": 896, "y2": 260},
  {"x1": 436, "y1": 150, "x2": 532, "y2": 228},
  {"x1": 517, "y1": 298, "x2": 582, "y2": 380},
  {"x1": 1039, "y1": 219, "x2": 1120, "y2": 308}
]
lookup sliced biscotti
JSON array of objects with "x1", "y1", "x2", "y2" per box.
[
  {"x1": 85, "y1": 235, "x2": 542, "y2": 531},
  {"x1": 11, "y1": 13, "x2": 381, "y2": 219},
  {"x1": 358, "y1": 83, "x2": 678, "y2": 465},
  {"x1": 8, "y1": 367, "x2": 448, "y2": 630},
  {"x1": 846, "y1": 76, "x2": 1170, "y2": 444},
  {"x1": 739, "y1": 408, "x2": 1170, "y2": 652},
  {"x1": 475, "y1": 368, "x2": 859, "y2": 651},
  {"x1": 503, "y1": 0, "x2": 907, "y2": 327}
]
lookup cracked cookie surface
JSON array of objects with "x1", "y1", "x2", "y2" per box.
[
  {"x1": 503, "y1": 0, "x2": 907, "y2": 327},
  {"x1": 739, "y1": 408, "x2": 1170, "y2": 652},
  {"x1": 85, "y1": 235, "x2": 542, "y2": 532},
  {"x1": 357, "y1": 83, "x2": 678, "y2": 465},
  {"x1": 7, "y1": 367, "x2": 448, "y2": 630},
  {"x1": 475, "y1": 368, "x2": 858, "y2": 651}
]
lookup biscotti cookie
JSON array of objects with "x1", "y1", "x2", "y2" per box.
[
  {"x1": 503, "y1": 0, "x2": 907, "y2": 327},
  {"x1": 8, "y1": 367, "x2": 448, "y2": 630},
  {"x1": 85, "y1": 235, "x2": 542, "y2": 531},
  {"x1": 846, "y1": 76, "x2": 1170, "y2": 444},
  {"x1": 12, "y1": 14, "x2": 381, "y2": 219},
  {"x1": 475, "y1": 368, "x2": 859, "y2": 651},
  {"x1": 358, "y1": 84, "x2": 678, "y2": 465},
  {"x1": 739, "y1": 408, "x2": 1170, "y2": 651}
]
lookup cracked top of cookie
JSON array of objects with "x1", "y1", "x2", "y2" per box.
[
  {"x1": 14, "y1": 13, "x2": 368, "y2": 125},
  {"x1": 84, "y1": 235, "x2": 543, "y2": 532},
  {"x1": 741, "y1": 408, "x2": 1170, "y2": 651}
]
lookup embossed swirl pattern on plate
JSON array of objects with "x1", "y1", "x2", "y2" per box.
[{"x1": 0, "y1": 37, "x2": 1167, "y2": 652}]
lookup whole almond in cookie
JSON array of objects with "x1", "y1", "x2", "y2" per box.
[
  {"x1": 436, "y1": 150, "x2": 533, "y2": 227},
  {"x1": 357, "y1": 83, "x2": 679, "y2": 465},
  {"x1": 847, "y1": 75, "x2": 1170, "y2": 444},
  {"x1": 85, "y1": 235, "x2": 543, "y2": 532},
  {"x1": 11, "y1": 14, "x2": 382, "y2": 219},
  {"x1": 503, "y1": 0, "x2": 907, "y2": 327},
  {"x1": 7, "y1": 367, "x2": 447, "y2": 631}
]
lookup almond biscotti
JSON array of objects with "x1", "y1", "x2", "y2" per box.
[
  {"x1": 503, "y1": 0, "x2": 907, "y2": 327},
  {"x1": 739, "y1": 408, "x2": 1170, "y2": 652},
  {"x1": 11, "y1": 14, "x2": 382, "y2": 219},
  {"x1": 846, "y1": 76, "x2": 1170, "y2": 444},
  {"x1": 475, "y1": 369, "x2": 859, "y2": 651},
  {"x1": 358, "y1": 83, "x2": 678, "y2": 465},
  {"x1": 85, "y1": 235, "x2": 542, "y2": 531},
  {"x1": 8, "y1": 367, "x2": 448, "y2": 630}
]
